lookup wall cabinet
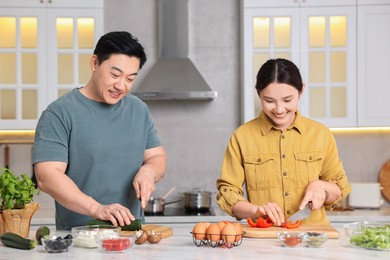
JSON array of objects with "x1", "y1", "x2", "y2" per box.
[
  {"x1": 241, "y1": 0, "x2": 357, "y2": 127},
  {"x1": 357, "y1": 1, "x2": 390, "y2": 126},
  {"x1": 0, "y1": 0, "x2": 103, "y2": 129}
]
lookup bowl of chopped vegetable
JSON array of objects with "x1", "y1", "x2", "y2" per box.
[
  {"x1": 343, "y1": 221, "x2": 390, "y2": 251},
  {"x1": 96, "y1": 235, "x2": 134, "y2": 253}
]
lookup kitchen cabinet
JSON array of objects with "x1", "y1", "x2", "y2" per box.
[
  {"x1": 241, "y1": 0, "x2": 357, "y2": 127},
  {"x1": 357, "y1": 1, "x2": 390, "y2": 126},
  {"x1": 0, "y1": 0, "x2": 103, "y2": 130}
]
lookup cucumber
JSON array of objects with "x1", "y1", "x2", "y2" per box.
[
  {"x1": 35, "y1": 226, "x2": 50, "y2": 245},
  {"x1": 0, "y1": 232, "x2": 36, "y2": 250},
  {"x1": 86, "y1": 219, "x2": 142, "y2": 231}
]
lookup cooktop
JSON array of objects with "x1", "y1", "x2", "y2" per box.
[{"x1": 145, "y1": 207, "x2": 215, "y2": 217}]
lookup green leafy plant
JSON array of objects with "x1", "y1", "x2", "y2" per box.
[{"x1": 0, "y1": 168, "x2": 39, "y2": 211}]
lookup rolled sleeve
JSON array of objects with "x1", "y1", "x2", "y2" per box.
[
  {"x1": 216, "y1": 132, "x2": 247, "y2": 217},
  {"x1": 320, "y1": 133, "x2": 352, "y2": 210}
]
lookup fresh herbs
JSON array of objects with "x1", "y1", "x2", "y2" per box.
[
  {"x1": 0, "y1": 168, "x2": 39, "y2": 210},
  {"x1": 350, "y1": 225, "x2": 390, "y2": 250}
]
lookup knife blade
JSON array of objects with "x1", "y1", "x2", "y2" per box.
[
  {"x1": 286, "y1": 202, "x2": 312, "y2": 223},
  {"x1": 138, "y1": 198, "x2": 143, "y2": 220}
]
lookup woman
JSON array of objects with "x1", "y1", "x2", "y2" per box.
[{"x1": 216, "y1": 58, "x2": 351, "y2": 226}]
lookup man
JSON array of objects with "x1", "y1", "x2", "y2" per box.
[{"x1": 32, "y1": 31, "x2": 166, "y2": 230}]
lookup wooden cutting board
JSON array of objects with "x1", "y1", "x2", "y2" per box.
[
  {"x1": 121, "y1": 224, "x2": 173, "y2": 239},
  {"x1": 379, "y1": 159, "x2": 390, "y2": 202},
  {"x1": 242, "y1": 224, "x2": 340, "y2": 239}
]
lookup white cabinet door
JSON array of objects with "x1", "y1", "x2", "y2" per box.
[
  {"x1": 0, "y1": 8, "x2": 47, "y2": 129},
  {"x1": 0, "y1": 2, "x2": 103, "y2": 129},
  {"x1": 241, "y1": 7, "x2": 300, "y2": 123},
  {"x1": 299, "y1": 6, "x2": 357, "y2": 127},
  {"x1": 357, "y1": 5, "x2": 390, "y2": 126},
  {"x1": 46, "y1": 7, "x2": 103, "y2": 106},
  {"x1": 241, "y1": 1, "x2": 357, "y2": 127}
]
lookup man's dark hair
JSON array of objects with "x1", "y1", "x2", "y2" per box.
[{"x1": 93, "y1": 31, "x2": 147, "y2": 69}]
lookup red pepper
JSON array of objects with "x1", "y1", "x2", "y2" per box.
[
  {"x1": 247, "y1": 217, "x2": 257, "y2": 227},
  {"x1": 282, "y1": 220, "x2": 303, "y2": 229},
  {"x1": 247, "y1": 217, "x2": 274, "y2": 228}
]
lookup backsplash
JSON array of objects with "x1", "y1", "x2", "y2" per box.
[{"x1": 0, "y1": 131, "x2": 389, "y2": 209}]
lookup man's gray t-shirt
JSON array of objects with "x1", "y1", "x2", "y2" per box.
[{"x1": 32, "y1": 88, "x2": 161, "y2": 230}]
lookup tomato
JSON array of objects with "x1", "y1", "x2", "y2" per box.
[
  {"x1": 102, "y1": 239, "x2": 113, "y2": 251},
  {"x1": 102, "y1": 238, "x2": 131, "y2": 251},
  {"x1": 122, "y1": 238, "x2": 131, "y2": 249}
]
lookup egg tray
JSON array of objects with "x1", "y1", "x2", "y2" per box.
[{"x1": 191, "y1": 232, "x2": 244, "y2": 249}]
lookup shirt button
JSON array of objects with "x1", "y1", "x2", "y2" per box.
[
  {"x1": 309, "y1": 156, "x2": 313, "y2": 160},
  {"x1": 282, "y1": 154, "x2": 286, "y2": 158},
  {"x1": 284, "y1": 192, "x2": 289, "y2": 196},
  {"x1": 287, "y1": 210, "x2": 291, "y2": 215},
  {"x1": 257, "y1": 158, "x2": 261, "y2": 162},
  {"x1": 281, "y1": 135, "x2": 285, "y2": 139},
  {"x1": 223, "y1": 188, "x2": 227, "y2": 192},
  {"x1": 283, "y1": 172, "x2": 287, "y2": 176}
]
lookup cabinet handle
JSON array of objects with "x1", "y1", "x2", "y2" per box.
[
  {"x1": 48, "y1": 0, "x2": 52, "y2": 3},
  {"x1": 40, "y1": 0, "x2": 44, "y2": 3}
]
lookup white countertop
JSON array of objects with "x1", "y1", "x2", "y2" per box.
[
  {"x1": 31, "y1": 206, "x2": 390, "y2": 226},
  {"x1": 1, "y1": 223, "x2": 389, "y2": 259}
]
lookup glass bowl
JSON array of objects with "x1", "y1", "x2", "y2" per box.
[
  {"x1": 71, "y1": 225, "x2": 121, "y2": 248},
  {"x1": 41, "y1": 235, "x2": 73, "y2": 253},
  {"x1": 303, "y1": 232, "x2": 328, "y2": 248},
  {"x1": 343, "y1": 221, "x2": 390, "y2": 251},
  {"x1": 96, "y1": 235, "x2": 135, "y2": 253},
  {"x1": 277, "y1": 232, "x2": 304, "y2": 248}
]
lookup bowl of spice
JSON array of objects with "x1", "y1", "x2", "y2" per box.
[
  {"x1": 277, "y1": 232, "x2": 304, "y2": 248},
  {"x1": 303, "y1": 232, "x2": 328, "y2": 248}
]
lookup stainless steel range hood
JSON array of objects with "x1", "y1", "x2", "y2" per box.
[{"x1": 133, "y1": 0, "x2": 217, "y2": 100}]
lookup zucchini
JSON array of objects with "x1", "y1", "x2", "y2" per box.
[
  {"x1": 86, "y1": 219, "x2": 142, "y2": 231},
  {"x1": 0, "y1": 232, "x2": 36, "y2": 250}
]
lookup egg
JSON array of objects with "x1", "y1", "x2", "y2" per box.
[
  {"x1": 217, "y1": 221, "x2": 228, "y2": 232},
  {"x1": 192, "y1": 222, "x2": 208, "y2": 240},
  {"x1": 206, "y1": 223, "x2": 221, "y2": 242},
  {"x1": 232, "y1": 222, "x2": 243, "y2": 242},
  {"x1": 221, "y1": 223, "x2": 237, "y2": 243}
]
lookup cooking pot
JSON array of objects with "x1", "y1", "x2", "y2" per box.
[
  {"x1": 183, "y1": 189, "x2": 211, "y2": 210},
  {"x1": 144, "y1": 197, "x2": 181, "y2": 214}
]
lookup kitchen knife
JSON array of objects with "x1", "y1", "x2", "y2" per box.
[{"x1": 286, "y1": 202, "x2": 312, "y2": 223}]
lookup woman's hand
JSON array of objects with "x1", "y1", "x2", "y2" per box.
[
  {"x1": 256, "y1": 202, "x2": 285, "y2": 226},
  {"x1": 301, "y1": 179, "x2": 341, "y2": 210}
]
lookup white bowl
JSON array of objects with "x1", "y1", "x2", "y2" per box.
[{"x1": 71, "y1": 225, "x2": 121, "y2": 248}]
